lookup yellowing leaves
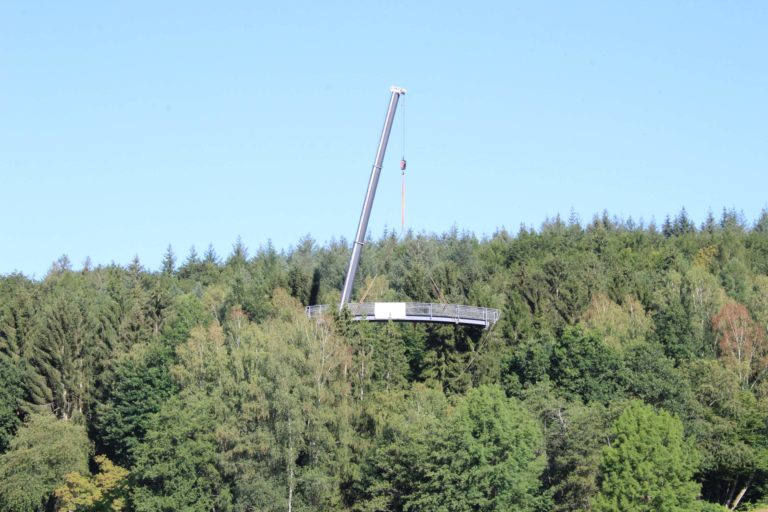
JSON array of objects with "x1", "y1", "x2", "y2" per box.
[
  {"x1": 581, "y1": 294, "x2": 652, "y2": 351},
  {"x1": 54, "y1": 455, "x2": 128, "y2": 512}
]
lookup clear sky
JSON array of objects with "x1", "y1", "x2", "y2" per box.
[{"x1": 1, "y1": 1, "x2": 766, "y2": 277}]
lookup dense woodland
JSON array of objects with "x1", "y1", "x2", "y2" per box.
[{"x1": 2, "y1": 208, "x2": 768, "y2": 511}]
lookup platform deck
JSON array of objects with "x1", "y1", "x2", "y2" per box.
[{"x1": 306, "y1": 302, "x2": 500, "y2": 330}]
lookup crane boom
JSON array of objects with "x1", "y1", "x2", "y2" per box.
[{"x1": 339, "y1": 86, "x2": 406, "y2": 310}]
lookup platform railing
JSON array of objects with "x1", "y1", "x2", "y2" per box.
[{"x1": 305, "y1": 302, "x2": 500, "y2": 329}]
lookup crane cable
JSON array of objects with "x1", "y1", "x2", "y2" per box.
[{"x1": 400, "y1": 95, "x2": 407, "y2": 234}]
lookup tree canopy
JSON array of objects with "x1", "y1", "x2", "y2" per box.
[{"x1": 0, "y1": 207, "x2": 767, "y2": 510}]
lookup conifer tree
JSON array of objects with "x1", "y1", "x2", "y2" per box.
[
  {"x1": 594, "y1": 401, "x2": 701, "y2": 512},
  {"x1": 0, "y1": 358, "x2": 23, "y2": 453},
  {"x1": 160, "y1": 244, "x2": 176, "y2": 275}
]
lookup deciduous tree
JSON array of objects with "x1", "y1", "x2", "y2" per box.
[{"x1": 0, "y1": 413, "x2": 90, "y2": 512}]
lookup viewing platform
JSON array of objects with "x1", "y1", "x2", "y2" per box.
[{"x1": 305, "y1": 302, "x2": 501, "y2": 330}]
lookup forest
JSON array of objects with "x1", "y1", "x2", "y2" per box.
[{"x1": 1, "y1": 207, "x2": 768, "y2": 511}]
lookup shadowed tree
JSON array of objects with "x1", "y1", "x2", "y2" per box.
[{"x1": 407, "y1": 385, "x2": 548, "y2": 511}]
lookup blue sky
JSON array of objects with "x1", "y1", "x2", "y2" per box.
[{"x1": 1, "y1": 1, "x2": 766, "y2": 277}]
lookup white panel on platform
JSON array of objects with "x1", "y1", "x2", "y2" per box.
[{"x1": 374, "y1": 302, "x2": 407, "y2": 320}]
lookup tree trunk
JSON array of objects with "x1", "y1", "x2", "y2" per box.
[
  {"x1": 730, "y1": 474, "x2": 753, "y2": 510},
  {"x1": 725, "y1": 478, "x2": 737, "y2": 508},
  {"x1": 287, "y1": 418, "x2": 294, "y2": 512}
]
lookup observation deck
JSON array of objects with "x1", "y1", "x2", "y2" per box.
[{"x1": 305, "y1": 302, "x2": 500, "y2": 330}]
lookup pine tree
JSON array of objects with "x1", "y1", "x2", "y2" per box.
[
  {"x1": 0, "y1": 274, "x2": 50, "y2": 406},
  {"x1": 203, "y1": 244, "x2": 218, "y2": 264},
  {"x1": 33, "y1": 273, "x2": 118, "y2": 419},
  {"x1": 755, "y1": 209, "x2": 768, "y2": 233},
  {"x1": 0, "y1": 359, "x2": 24, "y2": 453},
  {"x1": 594, "y1": 401, "x2": 701, "y2": 512},
  {"x1": 161, "y1": 244, "x2": 176, "y2": 275},
  {"x1": 227, "y1": 236, "x2": 248, "y2": 267},
  {"x1": 95, "y1": 343, "x2": 176, "y2": 467}
]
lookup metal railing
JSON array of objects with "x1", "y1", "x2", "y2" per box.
[{"x1": 305, "y1": 302, "x2": 500, "y2": 329}]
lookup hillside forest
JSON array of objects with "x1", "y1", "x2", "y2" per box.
[{"x1": 2, "y1": 208, "x2": 768, "y2": 511}]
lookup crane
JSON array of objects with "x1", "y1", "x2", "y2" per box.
[
  {"x1": 306, "y1": 86, "x2": 499, "y2": 330},
  {"x1": 339, "y1": 86, "x2": 406, "y2": 310}
]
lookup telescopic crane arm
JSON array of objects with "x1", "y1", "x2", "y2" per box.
[{"x1": 339, "y1": 86, "x2": 406, "y2": 310}]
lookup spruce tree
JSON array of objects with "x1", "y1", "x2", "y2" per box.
[
  {"x1": 594, "y1": 401, "x2": 701, "y2": 512},
  {"x1": 161, "y1": 244, "x2": 176, "y2": 275}
]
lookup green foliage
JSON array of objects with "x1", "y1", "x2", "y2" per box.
[
  {"x1": 685, "y1": 359, "x2": 768, "y2": 506},
  {"x1": 159, "y1": 293, "x2": 209, "y2": 347},
  {"x1": 359, "y1": 385, "x2": 548, "y2": 511},
  {"x1": 0, "y1": 275, "x2": 40, "y2": 399},
  {"x1": 2, "y1": 211, "x2": 768, "y2": 509},
  {"x1": 160, "y1": 245, "x2": 176, "y2": 275},
  {"x1": 131, "y1": 393, "x2": 230, "y2": 512},
  {"x1": 54, "y1": 454, "x2": 129, "y2": 511},
  {"x1": 550, "y1": 327, "x2": 626, "y2": 403},
  {"x1": 418, "y1": 325, "x2": 474, "y2": 393},
  {"x1": 650, "y1": 269, "x2": 700, "y2": 361},
  {"x1": 34, "y1": 271, "x2": 120, "y2": 419},
  {"x1": 581, "y1": 294, "x2": 652, "y2": 351},
  {"x1": 0, "y1": 413, "x2": 90, "y2": 512},
  {"x1": 519, "y1": 382, "x2": 625, "y2": 512},
  {"x1": 623, "y1": 343, "x2": 689, "y2": 413},
  {"x1": 0, "y1": 275, "x2": 32, "y2": 352},
  {"x1": 132, "y1": 291, "x2": 357, "y2": 511},
  {"x1": 508, "y1": 333, "x2": 555, "y2": 387},
  {"x1": 0, "y1": 358, "x2": 24, "y2": 453},
  {"x1": 406, "y1": 385, "x2": 548, "y2": 511},
  {"x1": 355, "y1": 384, "x2": 450, "y2": 512},
  {"x1": 594, "y1": 401, "x2": 701, "y2": 512},
  {"x1": 94, "y1": 343, "x2": 176, "y2": 467},
  {"x1": 549, "y1": 401, "x2": 618, "y2": 512}
]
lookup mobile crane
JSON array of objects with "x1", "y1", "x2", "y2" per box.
[{"x1": 306, "y1": 86, "x2": 500, "y2": 330}]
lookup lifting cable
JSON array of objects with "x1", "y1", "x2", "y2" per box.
[{"x1": 400, "y1": 95, "x2": 407, "y2": 234}]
